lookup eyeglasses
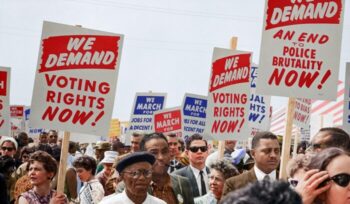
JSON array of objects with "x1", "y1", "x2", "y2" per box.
[
  {"x1": 1, "y1": 146, "x2": 14, "y2": 151},
  {"x1": 288, "y1": 178, "x2": 298, "y2": 187},
  {"x1": 189, "y1": 146, "x2": 208, "y2": 153},
  {"x1": 329, "y1": 173, "x2": 350, "y2": 187},
  {"x1": 123, "y1": 169, "x2": 152, "y2": 179},
  {"x1": 49, "y1": 135, "x2": 58, "y2": 138}
]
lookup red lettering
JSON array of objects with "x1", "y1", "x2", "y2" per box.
[{"x1": 268, "y1": 68, "x2": 285, "y2": 85}]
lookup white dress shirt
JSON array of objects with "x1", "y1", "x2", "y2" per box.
[
  {"x1": 99, "y1": 190, "x2": 166, "y2": 204},
  {"x1": 254, "y1": 165, "x2": 276, "y2": 181},
  {"x1": 190, "y1": 165, "x2": 209, "y2": 196}
]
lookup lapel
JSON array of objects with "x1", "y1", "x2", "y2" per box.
[
  {"x1": 247, "y1": 167, "x2": 258, "y2": 182},
  {"x1": 170, "y1": 174, "x2": 181, "y2": 195},
  {"x1": 187, "y1": 166, "x2": 200, "y2": 197}
]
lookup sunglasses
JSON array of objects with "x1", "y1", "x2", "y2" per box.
[
  {"x1": 328, "y1": 173, "x2": 350, "y2": 187},
  {"x1": 288, "y1": 178, "x2": 298, "y2": 187},
  {"x1": 1, "y1": 146, "x2": 14, "y2": 151},
  {"x1": 189, "y1": 146, "x2": 208, "y2": 153}
]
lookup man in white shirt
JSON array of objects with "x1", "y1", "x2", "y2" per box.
[
  {"x1": 223, "y1": 131, "x2": 280, "y2": 195},
  {"x1": 172, "y1": 133, "x2": 210, "y2": 198},
  {"x1": 100, "y1": 152, "x2": 166, "y2": 204}
]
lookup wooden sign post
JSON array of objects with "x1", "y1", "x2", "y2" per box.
[
  {"x1": 279, "y1": 98, "x2": 296, "y2": 179},
  {"x1": 56, "y1": 131, "x2": 70, "y2": 193}
]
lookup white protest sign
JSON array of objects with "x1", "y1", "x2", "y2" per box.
[
  {"x1": 30, "y1": 21, "x2": 124, "y2": 136},
  {"x1": 181, "y1": 93, "x2": 207, "y2": 142},
  {"x1": 342, "y1": 63, "x2": 350, "y2": 133},
  {"x1": 24, "y1": 107, "x2": 45, "y2": 137},
  {"x1": 204, "y1": 47, "x2": 251, "y2": 141},
  {"x1": 249, "y1": 65, "x2": 271, "y2": 130},
  {"x1": 128, "y1": 92, "x2": 167, "y2": 133},
  {"x1": 293, "y1": 98, "x2": 311, "y2": 128},
  {"x1": 11, "y1": 105, "x2": 25, "y2": 136},
  {"x1": 257, "y1": 0, "x2": 345, "y2": 100},
  {"x1": 0, "y1": 67, "x2": 10, "y2": 136},
  {"x1": 153, "y1": 107, "x2": 182, "y2": 137}
]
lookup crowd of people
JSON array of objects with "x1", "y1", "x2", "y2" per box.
[{"x1": 0, "y1": 127, "x2": 349, "y2": 204}]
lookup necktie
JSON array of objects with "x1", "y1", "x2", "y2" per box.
[
  {"x1": 264, "y1": 175, "x2": 270, "y2": 181},
  {"x1": 200, "y1": 170, "x2": 207, "y2": 195}
]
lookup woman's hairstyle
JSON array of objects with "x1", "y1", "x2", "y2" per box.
[
  {"x1": 307, "y1": 147, "x2": 350, "y2": 171},
  {"x1": 73, "y1": 155, "x2": 97, "y2": 175},
  {"x1": 20, "y1": 146, "x2": 35, "y2": 159},
  {"x1": 29, "y1": 150, "x2": 58, "y2": 177},
  {"x1": 210, "y1": 159, "x2": 239, "y2": 180}
]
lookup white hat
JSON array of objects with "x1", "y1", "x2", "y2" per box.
[
  {"x1": 0, "y1": 136, "x2": 18, "y2": 150},
  {"x1": 101, "y1": 151, "x2": 118, "y2": 164}
]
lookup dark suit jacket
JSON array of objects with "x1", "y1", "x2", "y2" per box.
[
  {"x1": 172, "y1": 166, "x2": 210, "y2": 198},
  {"x1": 222, "y1": 167, "x2": 257, "y2": 196},
  {"x1": 115, "y1": 174, "x2": 194, "y2": 204}
]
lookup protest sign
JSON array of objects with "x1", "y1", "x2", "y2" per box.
[
  {"x1": 11, "y1": 105, "x2": 25, "y2": 136},
  {"x1": 24, "y1": 107, "x2": 45, "y2": 137},
  {"x1": 128, "y1": 92, "x2": 167, "y2": 133},
  {"x1": 182, "y1": 93, "x2": 207, "y2": 142},
  {"x1": 342, "y1": 63, "x2": 350, "y2": 133},
  {"x1": 249, "y1": 65, "x2": 271, "y2": 131},
  {"x1": 153, "y1": 107, "x2": 182, "y2": 137},
  {"x1": 30, "y1": 21, "x2": 123, "y2": 136},
  {"x1": 0, "y1": 67, "x2": 10, "y2": 136},
  {"x1": 257, "y1": 0, "x2": 345, "y2": 100},
  {"x1": 204, "y1": 47, "x2": 251, "y2": 141},
  {"x1": 293, "y1": 98, "x2": 311, "y2": 128}
]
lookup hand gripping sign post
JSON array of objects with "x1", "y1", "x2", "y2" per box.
[
  {"x1": 0, "y1": 67, "x2": 10, "y2": 136},
  {"x1": 153, "y1": 107, "x2": 182, "y2": 137},
  {"x1": 257, "y1": 0, "x2": 345, "y2": 100},
  {"x1": 257, "y1": 0, "x2": 345, "y2": 179},
  {"x1": 181, "y1": 93, "x2": 207, "y2": 142},
  {"x1": 29, "y1": 21, "x2": 123, "y2": 193},
  {"x1": 204, "y1": 47, "x2": 251, "y2": 142},
  {"x1": 342, "y1": 63, "x2": 350, "y2": 133}
]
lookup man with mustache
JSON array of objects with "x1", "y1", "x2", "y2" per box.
[
  {"x1": 116, "y1": 132, "x2": 194, "y2": 204},
  {"x1": 223, "y1": 131, "x2": 281, "y2": 195}
]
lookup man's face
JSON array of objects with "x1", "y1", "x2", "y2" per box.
[
  {"x1": 251, "y1": 139, "x2": 280, "y2": 174},
  {"x1": 1, "y1": 141, "x2": 16, "y2": 157},
  {"x1": 95, "y1": 149, "x2": 106, "y2": 161},
  {"x1": 187, "y1": 140, "x2": 209, "y2": 168},
  {"x1": 18, "y1": 135, "x2": 29, "y2": 147},
  {"x1": 225, "y1": 140, "x2": 236, "y2": 151},
  {"x1": 144, "y1": 138, "x2": 170, "y2": 175},
  {"x1": 48, "y1": 131, "x2": 58, "y2": 144},
  {"x1": 39, "y1": 133, "x2": 48, "y2": 144},
  {"x1": 130, "y1": 136, "x2": 142, "y2": 152},
  {"x1": 167, "y1": 136, "x2": 179, "y2": 158},
  {"x1": 310, "y1": 131, "x2": 331, "y2": 152},
  {"x1": 122, "y1": 162, "x2": 152, "y2": 196}
]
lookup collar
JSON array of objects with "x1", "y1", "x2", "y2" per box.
[
  {"x1": 190, "y1": 165, "x2": 207, "y2": 177},
  {"x1": 122, "y1": 190, "x2": 150, "y2": 203},
  {"x1": 254, "y1": 165, "x2": 276, "y2": 181}
]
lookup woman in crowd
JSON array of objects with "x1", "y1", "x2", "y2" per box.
[
  {"x1": 17, "y1": 151, "x2": 67, "y2": 204},
  {"x1": 95, "y1": 151, "x2": 119, "y2": 196},
  {"x1": 195, "y1": 159, "x2": 239, "y2": 204},
  {"x1": 73, "y1": 155, "x2": 104, "y2": 204},
  {"x1": 286, "y1": 154, "x2": 311, "y2": 188},
  {"x1": 305, "y1": 147, "x2": 350, "y2": 204}
]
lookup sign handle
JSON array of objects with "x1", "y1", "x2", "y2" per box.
[
  {"x1": 279, "y1": 97, "x2": 296, "y2": 179},
  {"x1": 56, "y1": 131, "x2": 70, "y2": 193},
  {"x1": 218, "y1": 36, "x2": 238, "y2": 159}
]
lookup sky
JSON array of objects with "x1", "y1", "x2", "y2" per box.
[{"x1": 1, "y1": 0, "x2": 350, "y2": 121}]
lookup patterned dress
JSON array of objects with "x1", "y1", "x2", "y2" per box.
[{"x1": 20, "y1": 189, "x2": 54, "y2": 204}]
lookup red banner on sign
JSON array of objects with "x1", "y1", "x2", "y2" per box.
[{"x1": 40, "y1": 35, "x2": 121, "y2": 73}]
